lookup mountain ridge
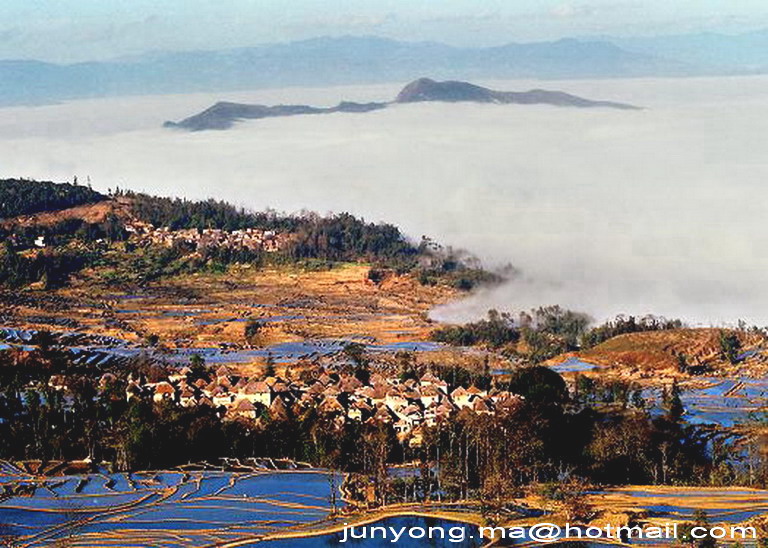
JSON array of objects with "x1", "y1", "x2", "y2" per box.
[
  {"x1": 0, "y1": 35, "x2": 680, "y2": 107},
  {"x1": 164, "y1": 77, "x2": 640, "y2": 131},
  {"x1": 5, "y1": 31, "x2": 768, "y2": 107}
]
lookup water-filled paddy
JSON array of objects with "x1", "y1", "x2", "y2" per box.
[
  {"x1": 639, "y1": 377, "x2": 768, "y2": 427},
  {"x1": 0, "y1": 468, "x2": 342, "y2": 547},
  {"x1": 0, "y1": 324, "x2": 445, "y2": 369},
  {"x1": 549, "y1": 357, "x2": 601, "y2": 374}
]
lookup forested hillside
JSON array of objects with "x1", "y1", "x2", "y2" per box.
[
  {"x1": 0, "y1": 180, "x2": 497, "y2": 291},
  {"x1": 125, "y1": 191, "x2": 291, "y2": 231},
  {"x1": 125, "y1": 192, "x2": 417, "y2": 263},
  {"x1": 0, "y1": 178, "x2": 106, "y2": 219}
]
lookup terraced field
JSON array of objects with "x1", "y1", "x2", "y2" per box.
[
  {"x1": 0, "y1": 463, "x2": 342, "y2": 547},
  {"x1": 0, "y1": 326, "x2": 444, "y2": 372},
  {"x1": 0, "y1": 264, "x2": 455, "y2": 353},
  {"x1": 590, "y1": 486, "x2": 768, "y2": 525},
  {"x1": 676, "y1": 377, "x2": 768, "y2": 427},
  {"x1": 5, "y1": 461, "x2": 768, "y2": 547}
]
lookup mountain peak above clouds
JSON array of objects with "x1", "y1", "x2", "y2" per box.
[{"x1": 165, "y1": 78, "x2": 640, "y2": 131}]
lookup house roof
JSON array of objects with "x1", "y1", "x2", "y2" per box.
[
  {"x1": 402, "y1": 389, "x2": 421, "y2": 400},
  {"x1": 353, "y1": 400, "x2": 373, "y2": 411},
  {"x1": 451, "y1": 387, "x2": 468, "y2": 398},
  {"x1": 216, "y1": 365, "x2": 233, "y2": 377},
  {"x1": 323, "y1": 385, "x2": 341, "y2": 397},
  {"x1": 319, "y1": 396, "x2": 345, "y2": 414},
  {"x1": 243, "y1": 381, "x2": 270, "y2": 395},
  {"x1": 318, "y1": 374, "x2": 332, "y2": 386},
  {"x1": 339, "y1": 377, "x2": 362, "y2": 392},
  {"x1": 402, "y1": 404, "x2": 422, "y2": 416},
  {"x1": 155, "y1": 382, "x2": 175, "y2": 395},
  {"x1": 307, "y1": 382, "x2": 325, "y2": 395},
  {"x1": 235, "y1": 399, "x2": 256, "y2": 412},
  {"x1": 373, "y1": 405, "x2": 396, "y2": 422},
  {"x1": 420, "y1": 372, "x2": 439, "y2": 383}
]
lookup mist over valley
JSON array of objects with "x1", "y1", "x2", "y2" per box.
[{"x1": 1, "y1": 75, "x2": 766, "y2": 325}]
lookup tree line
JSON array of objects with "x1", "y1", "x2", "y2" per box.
[
  {"x1": 432, "y1": 307, "x2": 592, "y2": 362},
  {"x1": 432, "y1": 309, "x2": 689, "y2": 362},
  {"x1": 0, "y1": 178, "x2": 106, "y2": 219}
]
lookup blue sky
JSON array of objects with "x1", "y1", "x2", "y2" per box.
[{"x1": 2, "y1": 0, "x2": 768, "y2": 62}]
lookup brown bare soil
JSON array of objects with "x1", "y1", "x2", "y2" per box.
[{"x1": 0, "y1": 197, "x2": 132, "y2": 229}]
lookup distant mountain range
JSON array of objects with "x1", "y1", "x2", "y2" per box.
[
  {"x1": 605, "y1": 29, "x2": 768, "y2": 72},
  {"x1": 165, "y1": 78, "x2": 640, "y2": 131},
  {"x1": 2, "y1": 31, "x2": 768, "y2": 106}
]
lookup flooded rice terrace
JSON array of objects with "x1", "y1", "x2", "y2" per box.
[
  {"x1": 0, "y1": 460, "x2": 494, "y2": 547},
  {"x1": 4, "y1": 462, "x2": 768, "y2": 547},
  {"x1": 0, "y1": 462, "x2": 344, "y2": 546},
  {"x1": 676, "y1": 378, "x2": 768, "y2": 427},
  {"x1": 0, "y1": 326, "x2": 443, "y2": 368}
]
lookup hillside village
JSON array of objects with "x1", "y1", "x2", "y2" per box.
[
  {"x1": 22, "y1": 219, "x2": 290, "y2": 253},
  {"x1": 124, "y1": 221, "x2": 290, "y2": 253},
  {"x1": 48, "y1": 363, "x2": 523, "y2": 449}
]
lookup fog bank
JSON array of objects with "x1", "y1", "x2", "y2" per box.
[{"x1": 1, "y1": 76, "x2": 766, "y2": 325}]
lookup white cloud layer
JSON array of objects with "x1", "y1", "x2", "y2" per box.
[{"x1": 0, "y1": 76, "x2": 767, "y2": 326}]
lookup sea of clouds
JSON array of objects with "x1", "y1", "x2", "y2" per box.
[{"x1": 1, "y1": 76, "x2": 766, "y2": 326}]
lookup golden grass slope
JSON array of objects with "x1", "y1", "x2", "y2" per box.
[{"x1": 560, "y1": 328, "x2": 767, "y2": 378}]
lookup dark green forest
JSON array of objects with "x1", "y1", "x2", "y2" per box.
[
  {"x1": 0, "y1": 178, "x2": 106, "y2": 219},
  {"x1": 124, "y1": 190, "x2": 297, "y2": 231}
]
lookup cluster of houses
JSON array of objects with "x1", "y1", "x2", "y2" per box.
[
  {"x1": 119, "y1": 364, "x2": 525, "y2": 447},
  {"x1": 124, "y1": 221, "x2": 288, "y2": 252}
]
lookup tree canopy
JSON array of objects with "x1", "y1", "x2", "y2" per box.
[{"x1": 0, "y1": 178, "x2": 106, "y2": 219}]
